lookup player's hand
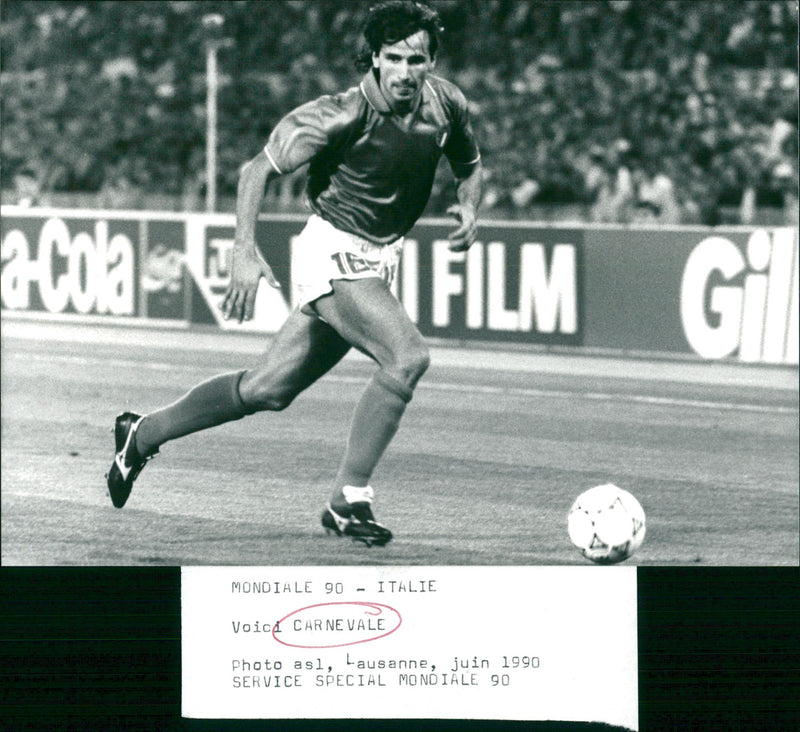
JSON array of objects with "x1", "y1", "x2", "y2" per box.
[
  {"x1": 221, "y1": 246, "x2": 280, "y2": 323},
  {"x1": 446, "y1": 204, "x2": 477, "y2": 252}
]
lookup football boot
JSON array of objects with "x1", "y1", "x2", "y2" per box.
[
  {"x1": 322, "y1": 493, "x2": 393, "y2": 547},
  {"x1": 105, "y1": 412, "x2": 157, "y2": 508}
]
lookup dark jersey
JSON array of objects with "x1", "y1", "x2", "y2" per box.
[{"x1": 264, "y1": 70, "x2": 480, "y2": 245}]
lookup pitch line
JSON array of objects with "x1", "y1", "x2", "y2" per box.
[
  {"x1": 12, "y1": 352, "x2": 796, "y2": 416},
  {"x1": 419, "y1": 380, "x2": 796, "y2": 415},
  {"x1": 333, "y1": 375, "x2": 795, "y2": 415}
]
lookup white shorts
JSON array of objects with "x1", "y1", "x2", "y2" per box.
[{"x1": 292, "y1": 214, "x2": 404, "y2": 312}]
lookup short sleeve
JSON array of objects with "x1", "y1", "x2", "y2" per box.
[
  {"x1": 442, "y1": 84, "x2": 481, "y2": 179},
  {"x1": 264, "y1": 94, "x2": 357, "y2": 175}
]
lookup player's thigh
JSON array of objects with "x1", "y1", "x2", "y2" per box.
[
  {"x1": 239, "y1": 308, "x2": 351, "y2": 408},
  {"x1": 313, "y1": 278, "x2": 429, "y2": 385}
]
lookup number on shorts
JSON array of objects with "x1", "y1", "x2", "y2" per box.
[{"x1": 332, "y1": 252, "x2": 370, "y2": 276}]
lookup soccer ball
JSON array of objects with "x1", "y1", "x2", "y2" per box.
[{"x1": 567, "y1": 484, "x2": 646, "y2": 564}]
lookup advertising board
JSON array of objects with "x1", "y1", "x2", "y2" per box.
[{"x1": 2, "y1": 208, "x2": 796, "y2": 365}]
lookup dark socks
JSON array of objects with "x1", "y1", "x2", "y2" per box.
[
  {"x1": 332, "y1": 370, "x2": 413, "y2": 500},
  {"x1": 134, "y1": 367, "x2": 414, "y2": 503},
  {"x1": 135, "y1": 371, "x2": 254, "y2": 456}
]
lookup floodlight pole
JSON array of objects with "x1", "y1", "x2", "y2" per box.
[
  {"x1": 203, "y1": 14, "x2": 226, "y2": 213},
  {"x1": 205, "y1": 42, "x2": 218, "y2": 212}
]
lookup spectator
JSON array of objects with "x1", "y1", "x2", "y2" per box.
[
  {"x1": 631, "y1": 153, "x2": 681, "y2": 224},
  {"x1": 581, "y1": 144, "x2": 608, "y2": 204},
  {"x1": 679, "y1": 162, "x2": 723, "y2": 226},
  {"x1": 97, "y1": 164, "x2": 143, "y2": 210},
  {"x1": 773, "y1": 161, "x2": 799, "y2": 226},
  {"x1": 590, "y1": 142, "x2": 635, "y2": 224},
  {"x1": 10, "y1": 167, "x2": 45, "y2": 207}
]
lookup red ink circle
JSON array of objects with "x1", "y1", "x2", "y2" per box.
[{"x1": 273, "y1": 602, "x2": 402, "y2": 649}]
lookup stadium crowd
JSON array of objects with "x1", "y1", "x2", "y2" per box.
[{"x1": 2, "y1": 0, "x2": 797, "y2": 225}]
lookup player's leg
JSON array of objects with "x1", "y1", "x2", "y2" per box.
[
  {"x1": 136, "y1": 309, "x2": 350, "y2": 450},
  {"x1": 107, "y1": 309, "x2": 350, "y2": 508},
  {"x1": 316, "y1": 277, "x2": 429, "y2": 486},
  {"x1": 236, "y1": 310, "x2": 352, "y2": 409},
  {"x1": 313, "y1": 277, "x2": 430, "y2": 544}
]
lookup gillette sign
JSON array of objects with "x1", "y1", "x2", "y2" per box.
[{"x1": 680, "y1": 228, "x2": 798, "y2": 364}]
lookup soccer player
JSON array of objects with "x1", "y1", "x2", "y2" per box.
[{"x1": 106, "y1": 0, "x2": 482, "y2": 546}]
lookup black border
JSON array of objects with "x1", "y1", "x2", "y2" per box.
[{"x1": 2, "y1": 567, "x2": 798, "y2": 730}]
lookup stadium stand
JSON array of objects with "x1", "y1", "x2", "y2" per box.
[{"x1": 1, "y1": 1, "x2": 797, "y2": 224}]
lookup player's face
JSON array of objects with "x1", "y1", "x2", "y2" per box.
[{"x1": 373, "y1": 29, "x2": 435, "y2": 111}]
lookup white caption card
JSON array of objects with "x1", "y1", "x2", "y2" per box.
[{"x1": 182, "y1": 566, "x2": 638, "y2": 730}]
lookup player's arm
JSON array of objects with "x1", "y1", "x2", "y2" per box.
[
  {"x1": 447, "y1": 158, "x2": 482, "y2": 252},
  {"x1": 222, "y1": 98, "x2": 346, "y2": 322},
  {"x1": 221, "y1": 151, "x2": 282, "y2": 323},
  {"x1": 440, "y1": 80, "x2": 482, "y2": 252}
]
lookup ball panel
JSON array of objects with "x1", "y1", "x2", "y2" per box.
[
  {"x1": 594, "y1": 502, "x2": 634, "y2": 546},
  {"x1": 567, "y1": 509, "x2": 595, "y2": 547}
]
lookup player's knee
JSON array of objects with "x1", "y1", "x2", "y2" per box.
[
  {"x1": 238, "y1": 372, "x2": 295, "y2": 412},
  {"x1": 395, "y1": 342, "x2": 430, "y2": 385}
]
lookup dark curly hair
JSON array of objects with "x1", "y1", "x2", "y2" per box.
[{"x1": 354, "y1": 1, "x2": 443, "y2": 72}]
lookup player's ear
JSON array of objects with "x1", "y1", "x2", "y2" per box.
[{"x1": 372, "y1": 52, "x2": 379, "y2": 69}]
